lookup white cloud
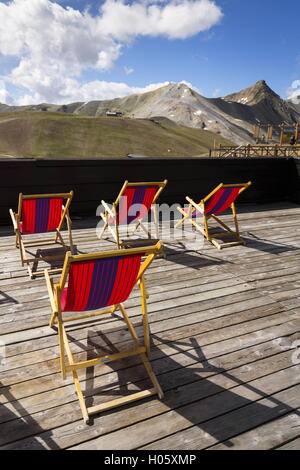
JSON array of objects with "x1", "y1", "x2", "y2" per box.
[
  {"x1": 15, "y1": 79, "x2": 172, "y2": 105},
  {"x1": 98, "y1": 0, "x2": 223, "y2": 40},
  {"x1": 212, "y1": 87, "x2": 221, "y2": 97},
  {"x1": 287, "y1": 80, "x2": 300, "y2": 104},
  {"x1": 0, "y1": 0, "x2": 223, "y2": 103},
  {"x1": 0, "y1": 80, "x2": 10, "y2": 104},
  {"x1": 124, "y1": 66, "x2": 134, "y2": 75},
  {"x1": 179, "y1": 80, "x2": 202, "y2": 95}
]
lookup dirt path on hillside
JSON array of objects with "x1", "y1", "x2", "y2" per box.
[{"x1": 0, "y1": 117, "x2": 18, "y2": 124}]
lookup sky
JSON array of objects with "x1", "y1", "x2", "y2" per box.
[{"x1": 0, "y1": 0, "x2": 300, "y2": 105}]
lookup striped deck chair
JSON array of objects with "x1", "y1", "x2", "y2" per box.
[
  {"x1": 9, "y1": 191, "x2": 74, "y2": 278},
  {"x1": 45, "y1": 243, "x2": 164, "y2": 424},
  {"x1": 99, "y1": 180, "x2": 167, "y2": 249},
  {"x1": 176, "y1": 182, "x2": 252, "y2": 249}
]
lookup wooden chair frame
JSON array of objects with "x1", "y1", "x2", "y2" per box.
[
  {"x1": 99, "y1": 180, "x2": 168, "y2": 249},
  {"x1": 176, "y1": 182, "x2": 252, "y2": 250},
  {"x1": 9, "y1": 191, "x2": 74, "y2": 279},
  {"x1": 45, "y1": 242, "x2": 164, "y2": 424}
]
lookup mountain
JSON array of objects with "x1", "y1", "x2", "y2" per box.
[
  {"x1": 286, "y1": 95, "x2": 300, "y2": 115},
  {"x1": 223, "y1": 80, "x2": 278, "y2": 106},
  {"x1": 0, "y1": 112, "x2": 233, "y2": 159},
  {"x1": 0, "y1": 103, "x2": 11, "y2": 112},
  {"x1": 220, "y1": 80, "x2": 300, "y2": 124},
  {"x1": 1, "y1": 80, "x2": 300, "y2": 145}
]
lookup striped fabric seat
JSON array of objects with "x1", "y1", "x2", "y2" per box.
[
  {"x1": 205, "y1": 186, "x2": 242, "y2": 216},
  {"x1": 61, "y1": 254, "x2": 142, "y2": 312},
  {"x1": 176, "y1": 182, "x2": 252, "y2": 250},
  {"x1": 182, "y1": 187, "x2": 242, "y2": 218},
  {"x1": 10, "y1": 191, "x2": 74, "y2": 279},
  {"x1": 114, "y1": 186, "x2": 158, "y2": 225},
  {"x1": 182, "y1": 207, "x2": 202, "y2": 217},
  {"x1": 21, "y1": 198, "x2": 63, "y2": 234},
  {"x1": 100, "y1": 180, "x2": 167, "y2": 249}
]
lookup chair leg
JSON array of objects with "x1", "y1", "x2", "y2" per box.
[
  {"x1": 55, "y1": 229, "x2": 65, "y2": 246},
  {"x1": 71, "y1": 351, "x2": 163, "y2": 423},
  {"x1": 132, "y1": 220, "x2": 141, "y2": 235},
  {"x1": 152, "y1": 205, "x2": 159, "y2": 239},
  {"x1": 203, "y1": 214, "x2": 210, "y2": 242},
  {"x1": 99, "y1": 222, "x2": 108, "y2": 239},
  {"x1": 139, "y1": 277, "x2": 151, "y2": 357},
  {"x1": 140, "y1": 353, "x2": 164, "y2": 400},
  {"x1": 208, "y1": 211, "x2": 245, "y2": 249},
  {"x1": 49, "y1": 311, "x2": 57, "y2": 328},
  {"x1": 19, "y1": 238, "x2": 36, "y2": 278},
  {"x1": 72, "y1": 370, "x2": 90, "y2": 424},
  {"x1": 60, "y1": 307, "x2": 163, "y2": 423},
  {"x1": 139, "y1": 221, "x2": 152, "y2": 239},
  {"x1": 118, "y1": 303, "x2": 140, "y2": 346},
  {"x1": 65, "y1": 215, "x2": 74, "y2": 254},
  {"x1": 231, "y1": 203, "x2": 241, "y2": 238},
  {"x1": 18, "y1": 234, "x2": 25, "y2": 266},
  {"x1": 175, "y1": 206, "x2": 192, "y2": 228},
  {"x1": 58, "y1": 321, "x2": 67, "y2": 380},
  {"x1": 115, "y1": 223, "x2": 121, "y2": 249}
]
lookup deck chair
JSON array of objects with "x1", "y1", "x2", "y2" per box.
[
  {"x1": 9, "y1": 191, "x2": 74, "y2": 278},
  {"x1": 176, "y1": 182, "x2": 252, "y2": 249},
  {"x1": 99, "y1": 180, "x2": 168, "y2": 248},
  {"x1": 45, "y1": 242, "x2": 164, "y2": 424}
]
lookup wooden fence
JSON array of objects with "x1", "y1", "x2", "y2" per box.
[{"x1": 209, "y1": 145, "x2": 300, "y2": 158}]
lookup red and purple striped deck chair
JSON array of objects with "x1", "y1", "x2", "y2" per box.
[
  {"x1": 45, "y1": 243, "x2": 164, "y2": 424},
  {"x1": 99, "y1": 180, "x2": 167, "y2": 248},
  {"x1": 176, "y1": 182, "x2": 252, "y2": 249},
  {"x1": 9, "y1": 191, "x2": 74, "y2": 278}
]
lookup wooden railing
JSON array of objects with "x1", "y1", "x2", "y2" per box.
[{"x1": 209, "y1": 144, "x2": 300, "y2": 158}]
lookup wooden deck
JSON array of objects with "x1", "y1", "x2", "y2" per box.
[{"x1": 0, "y1": 203, "x2": 300, "y2": 450}]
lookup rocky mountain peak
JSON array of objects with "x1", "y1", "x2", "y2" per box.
[
  {"x1": 1, "y1": 80, "x2": 300, "y2": 145},
  {"x1": 223, "y1": 80, "x2": 280, "y2": 106}
]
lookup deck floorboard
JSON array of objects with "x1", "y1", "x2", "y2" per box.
[{"x1": 0, "y1": 202, "x2": 299, "y2": 450}]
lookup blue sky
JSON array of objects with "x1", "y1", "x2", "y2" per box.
[{"x1": 0, "y1": 0, "x2": 300, "y2": 104}]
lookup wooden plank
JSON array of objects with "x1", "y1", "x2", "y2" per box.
[
  {"x1": 0, "y1": 305, "x2": 295, "y2": 388},
  {"x1": 0, "y1": 204, "x2": 300, "y2": 450},
  {"x1": 276, "y1": 437, "x2": 300, "y2": 450},
  {"x1": 140, "y1": 376, "x2": 300, "y2": 451},
  {"x1": 0, "y1": 350, "x2": 298, "y2": 449},
  {"x1": 208, "y1": 411, "x2": 300, "y2": 450},
  {"x1": 67, "y1": 373, "x2": 300, "y2": 450},
  {"x1": 1, "y1": 325, "x2": 298, "y2": 420}
]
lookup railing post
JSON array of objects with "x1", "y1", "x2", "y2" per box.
[{"x1": 274, "y1": 144, "x2": 278, "y2": 157}]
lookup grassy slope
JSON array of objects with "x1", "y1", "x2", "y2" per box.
[{"x1": 0, "y1": 111, "x2": 234, "y2": 159}]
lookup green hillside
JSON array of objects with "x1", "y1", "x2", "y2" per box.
[{"x1": 0, "y1": 112, "x2": 233, "y2": 159}]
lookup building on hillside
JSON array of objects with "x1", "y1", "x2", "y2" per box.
[{"x1": 106, "y1": 111, "x2": 123, "y2": 117}]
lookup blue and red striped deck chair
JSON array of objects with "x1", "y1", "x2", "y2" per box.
[
  {"x1": 99, "y1": 180, "x2": 167, "y2": 248},
  {"x1": 45, "y1": 242, "x2": 163, "y2": 424},
  {"x1": 9, "y1": 191, "x2": 74, "y2": 278},
  {"x1": 176, "y1": 182, "x2": 252, "y2": 249}
]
